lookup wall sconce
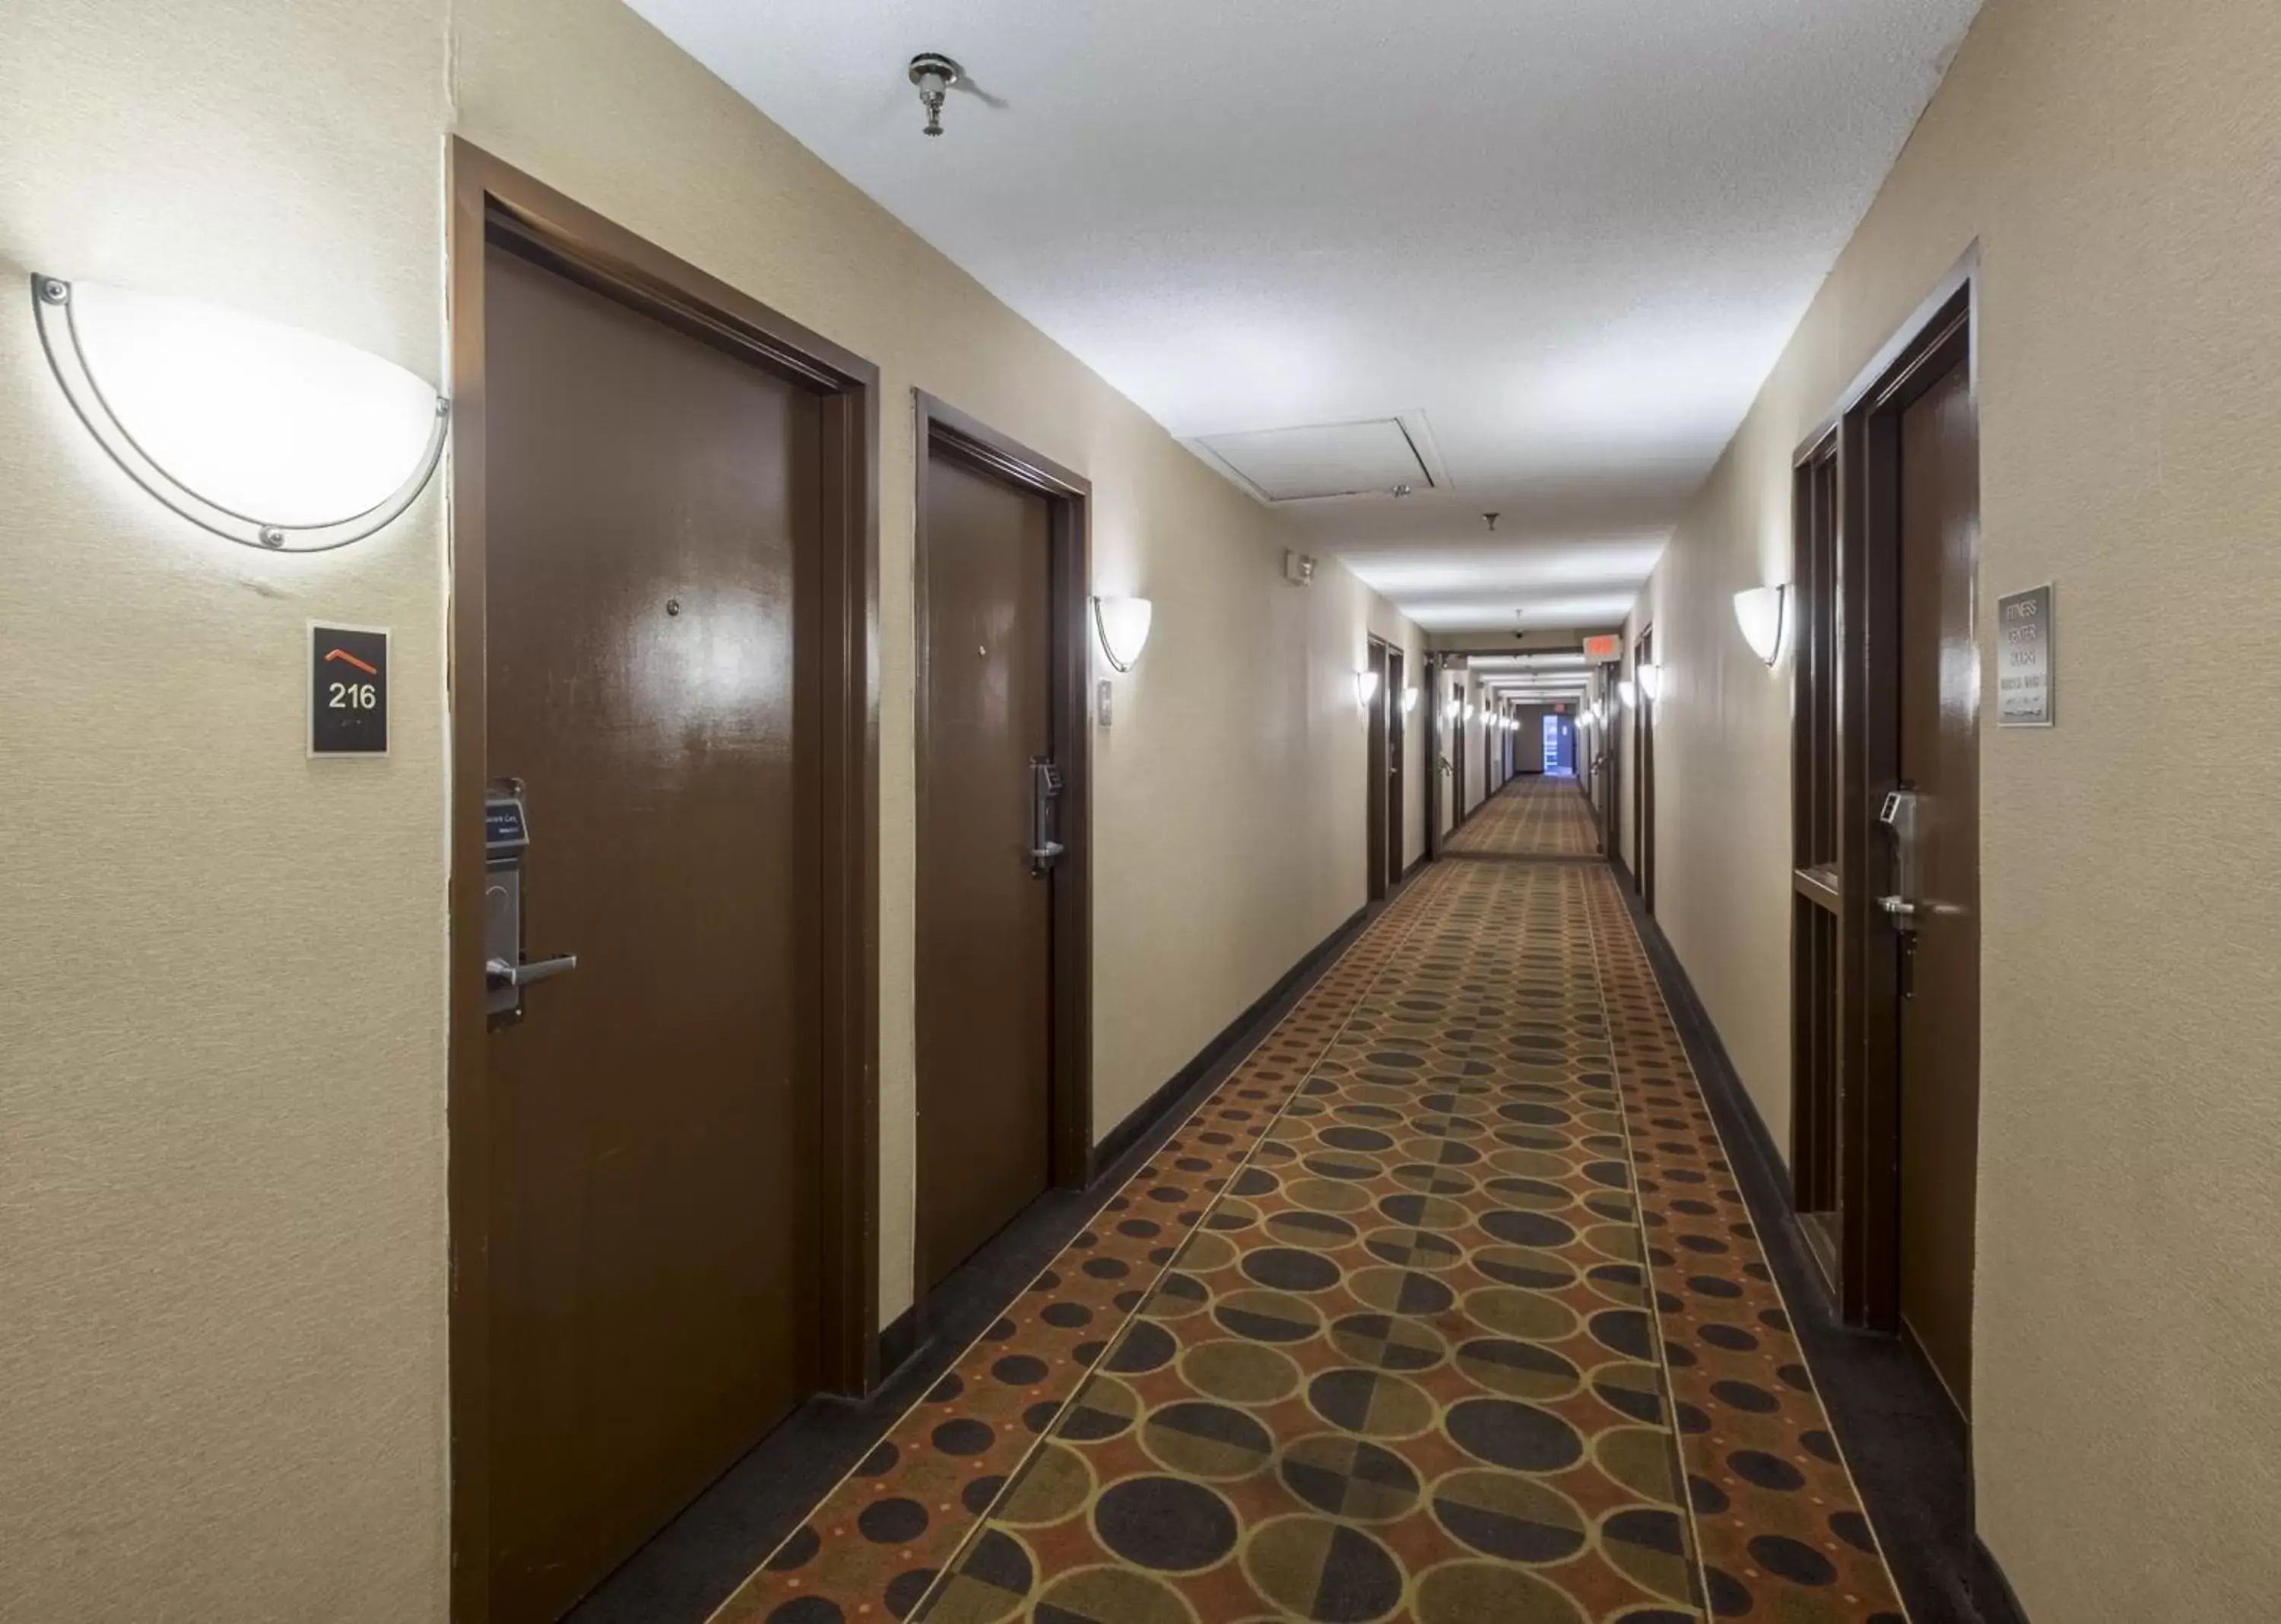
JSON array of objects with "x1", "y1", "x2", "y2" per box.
[
  {"x1": 1638, "y1": 664, "x2": 1664, "y2": 704},
  {"x1": 1401, "y1": 686, "x2": 1420, "y2": 715},
  {"x1": 1616, "y1": 679, "x2": 1639, "y2": 710},
  {"x1": 1092, "y1": 595, "x2": 1153, "y2": 672},
  {"x1": 1733, "y1": 584, "x2": 1789, "y2": 666},
  {"x1": 1354, "y1": 668, "x2": 1382, "y2": 708},
  {"x1": 32, "y1": 274, "x2": 446, "y2": 552}
]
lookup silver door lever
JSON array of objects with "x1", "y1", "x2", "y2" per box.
[
  {"x1": 1029, "y1": 757, "x2": 1065, "y2": 872},
  {"x1": 486, "y1": 953, "x2": 578, "y2": 988}
]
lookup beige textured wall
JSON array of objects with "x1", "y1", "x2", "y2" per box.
[
  {"x1": 0, "y1": 0, "x2": 1419, "y2": 1616},
  {"x1": 0, "y1": 2, "x2": 453, "y2": 1619},
  {"x1": 1636, "y1": 0, "x2": 2281, "y2": 1616}
]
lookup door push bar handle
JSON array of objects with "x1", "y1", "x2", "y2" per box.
[{"x1": 486, "y1": 953, "x2": 579, "y2": 988}]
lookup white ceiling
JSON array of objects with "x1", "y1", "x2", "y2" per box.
[{"x1": 627, "y1": 0, "x2": 1980, "y2": 631}]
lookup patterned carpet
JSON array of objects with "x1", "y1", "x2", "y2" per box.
[
  {"x1": 713, "y1": 782, "x2": 1903, "y2": 1624},
  {"x1": 1445, "y1": 776, "x2": 1601, "y2": 858}
]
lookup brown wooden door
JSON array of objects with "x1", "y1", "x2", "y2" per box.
[
  {"x1": 1423, "y1": 659, "x2": 1442, "y2": 860},
  {"x1": 1894, "y1": 359, "x2": 1981, "y2": 1415},
  {"x1": 481, "y1": 241, "x2": 817, "y2": 1621},
  {"x1": 1385, "y1": 649, "x2": 1405, "y2": 882},
  {"x1": 1451, "y1": 680, "x2": 1467, "y2": 820},
  {"x1": 919, "y1": 452, "x2": 1055, "y2": 1289},
  {"x1": 1601, "y1": 665, "x2": 1621, "y2": 859},
  {"x1": 1365, "y1": 642, "x2": 1390, "y2": 900},
  {"x1": 1635, "y1": 629, "x2": 1657, "y2": 910}
]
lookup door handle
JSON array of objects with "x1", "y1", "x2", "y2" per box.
[
  {"x1": 486, "y1": 953, "x2": 579, "y2": 988},
  {"x1": 1029, "y1": 757, "x2": 1065, "y2": 874},
  {"x1": 1876, "y1": 896, "x2": 1918, "y2": 931}
]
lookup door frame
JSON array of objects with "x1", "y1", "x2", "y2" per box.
[
  {"x1": 1788, "y1": 430, "x2": 1844, "y2": 1273},
  {"x1": 1451, "y1": 674, "x2": 1468, "y2": 823},
  {"x1": 1365, "y1": 639, "x2": 1391, "y2": 899},
  {"x1": 911, "y1": 391, "x2": 1093, "y2": 1325},
  {"x1": 1791, "y1": 252, "x2": 1978, "y2": 1333},
  {"x1": 1595, "y1": 662, "x2": 1620, "y2": 857},
  {"x1": 1423, "y1": 655, "x2": 1442, "y2": 857},
  {"x1": 445, "y1": 141, "x2": 882, "y2": 1624},
  {"x1": 1385, "y1": 646, "x2": 1407, "y2": 877}
]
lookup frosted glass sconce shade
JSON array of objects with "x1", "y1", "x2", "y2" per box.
[
  {"x1": 1092, "y1": 595, "x2": 1153, "y2": 671},
  {"x1": 32, "y1": 274, "x2": 446, "y2": 551},
  {"x1": 1734, "y1": 584, "x2": 1788, "y2": 665}
]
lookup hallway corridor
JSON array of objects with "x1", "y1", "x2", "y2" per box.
[
  {"x1": 721, "y1": 782, "x2": 1901, "y2": 1624},
  {"x1": 21, "y1": 2, "x2": 2281, "y2": 1615},
  {"x1": 1446, "y1": 775, "x2": 1603, "y2": 859}
]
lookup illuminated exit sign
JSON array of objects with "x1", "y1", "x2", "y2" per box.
[{"x1": 1581, "y1": 634, "x2": 1621, "y2": 660}]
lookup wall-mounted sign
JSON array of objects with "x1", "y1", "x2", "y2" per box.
[
  {"x1": 1995, "y1": 585, "x2": 2054, "y2": 728},
  {"x1": 309, "y1": 623, "x2": 389, "y2": 756},
  {"x1": 1581, "y1": 633, "x2": 1622, "y2": 660}
]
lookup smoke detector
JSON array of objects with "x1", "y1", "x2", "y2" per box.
[{"x1": 909, "y1": 53, "x2": 963, "y2": 137}]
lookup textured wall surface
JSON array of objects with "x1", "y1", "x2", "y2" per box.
[
  {"x1": 0, "y1": 0, "x2": 1418, "y2": 1616},
  {"x1": 1635, "y1": 0, "x2": 2281, "y2": 1615},
  {"x1": 0, "y1": 2, "x2": 454, "y2": 1620}
]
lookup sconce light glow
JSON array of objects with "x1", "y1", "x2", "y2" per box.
[
  {"x1": 1354, "y1": 668, "x2": 1381, "y2": 708},
  {"x1": 32, "y1": 274, "x2": 447, "y2": 552},
  {"x1": 1092, "y1": 595, "x2": 1154, "y2": 672},
  {"x1": 1401, "y1": 686, "x2": 1420, "y2": 715},
  {"x1": 1616, "y1": 679, "x2": 1639, "y2": 710},
  {"x1": 1733, "y1": 584, "x2": 1789, "y2": 666},
  {"x1": 1638, "y1": 665, "x2": 1664, "y2": 704}
]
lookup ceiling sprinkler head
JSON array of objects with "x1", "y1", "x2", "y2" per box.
[
  {"x1": 909, "y1": 52, "x2": 963, "y2": 137},
  {"x1": 1483, "y1": 511, "x2": 1500, "y2": 532},
  {"x1": 1391, "y1": 483, "x2": 1413, "y2": 497}
]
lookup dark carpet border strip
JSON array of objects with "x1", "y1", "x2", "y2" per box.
[{"x1": 1604, "y1": 874, "x2": 2000, "y2": 1624}]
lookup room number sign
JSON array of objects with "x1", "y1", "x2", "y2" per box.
[
  {"x1": 1994, "y1": 585, "x2": 2054, "y2": 728},
  {"x1": 309, "y1": 623, "x2": 391, "y2": 756}
]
